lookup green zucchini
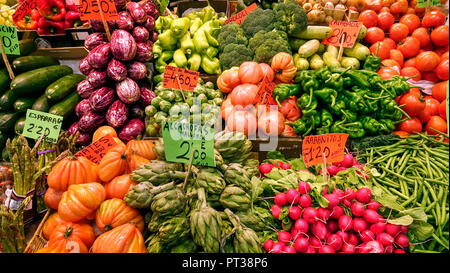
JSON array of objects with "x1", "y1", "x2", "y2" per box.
[
  {"x1": 48, "y1": 92, "x2": 80, "y2": 119},
  {"x1": 13, "y1": 97, "x2": 37, "y2": 112},
  {"x1": 290, "y1": 26, "x2": 333, "y2": 40},
  {"x1": 0, "y1": 68, "x2": 9, "y2": 92},
  {"x1": 45, "y1": 74, "x2": 85, "y2": 102},
  {"x1": 10, "y1": 65, "x2": 73, "y2": 97},
  {"x1": 0, "y1": 89, "x2": 17, "y2": 111},
  {"x1": 14, "y1": 116, "x2": 26, "y2": 135},
  {"x1": 12, "y1": 56, "x2": 60, "y2": 74},
  {"x1": 32, "y1": 94, "x2": 51, "y2": 112},
  {"x1": 0, "y1": 112, "x2": 22, "y2": 132}
]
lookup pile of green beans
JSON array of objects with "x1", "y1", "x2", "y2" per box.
[{"x1": 359, "y1": 133, "x2": 449, "y2": 253}]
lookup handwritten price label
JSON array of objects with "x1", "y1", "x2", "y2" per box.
[
  {"x1": 161, "y1": 121, "x2": 215, "y2": 167},
  {"x1": 75, "y1": 134, "x2": 117, "y2": 164},
  {"x1": 78, "y1": 0, "x2": 119, "y2": 21},
  {"x1": 22, "y1": 110, "x2": 63, "y2": 144},
  {"x1": 0, "y1": 25, "x2": 20, "y2": 55},
  {"x1": 322, "y1": 20, "x2": 362, "y2": 49},
  {"x1": 163, "y1": 65, "x2": 200, "y2": 91},
  {"x1": 302, "y1": 133, "x2": 349, "y2": 167},
  {"x1": 256, "y1": 76, "x2": 276, "y2": 105},
  {"x1": 12, "y1": 0, "x2": 37, "y2": 23},
  {"x1": 225, "y1": 3, "x2": 257, "y2": 25}
]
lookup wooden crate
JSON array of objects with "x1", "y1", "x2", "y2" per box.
[{"x1": 24, "y1": 210, "x2": 51, "y2": 253}]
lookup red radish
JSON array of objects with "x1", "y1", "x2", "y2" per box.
[
  {"x1": 264, "y1": 239, "x2": 274, "y2": 252},
  {"x1": 396, "y1": 234, "x2": 410, "y2": 248},
  {"x1": 303, "y1": 207, "x2": 318, "y2": 224},
  {"x1": 348, "y1": 233, "x2": 359, "y2": 245},
  {"x1": 298, "y1": 182, "x2": 311, "y2": 194},
  {"x1": 326, "y1": 220, "x2": 338, "y2": 233},
  {"x1": 324, "y1": 193, "x2": 340, "y2": 208},
  {"x1": 341, "y1": 154, "x2": 354, "y2": 168},
  {"x1": 360, "y1": 230, "x2": 376, "y2": 242},
  {"x1": 337, "y1": 166, "x2": 347, "y2": 173},
  {"x1": 288, "y1": 206, "x2": 302, "y2": 220},
  {"x1": 291, "y1": 228, "x2": 302, "y2": 240},
  {"x1": 278, "y1": 231, "x2": 291, "y2": 244},
  {"x1": 384, "y1": 245, "x2": 394, "y2": 253},
  {"x1": 377, "y1": 233, "x2": 394, "y2": 246},
  {"x1": 385, "y1": 224, "x2": 401, "y2": 237},
  {"x1": 271, "y1": 205, "x2": 282, "y2": 219},
  {"x1": 356, "y1": 243, "x2": 370, "y2": 253},
  {"x1": 305, "y1": 246, "x2": 316, "y2": 253},
  {"x1": 400, "y1": 225, "x2": 408, "y2": 234},
  {"x1": 342, "y1": 243, "x2": 356, "y2": 253},
  {"x1": 284, "y1": 245, "x2": 296, "y2": 253},
  {"x1": 332, "y1": 188, "x2": 344, "y2": 200},
  {"x1": 309, "y1": 237, "x2": 322, "y2": 248},
  {"x1": 336, "y1": 231, "x2": 349, "y2": 242},
  {"x1": 317, "y1": 208, "x2": 331, "y2": 221},
  {"x1": 343, "y1": 199, "x2": 352, "y2": 207},
  {"x1": 294, "y1": 219, "x2": 309, "y2": 233},
  {"x1": 363, "y1": 209, "x2": 383, "y2": 223},
  {"x1": 366, "y1": 240, "x2": 384, "y2": 253},
  {"x1": 354, "y1": 164, "x2": 363, "y2": 170},
  {"x1": 353, "y1": 218, "x2": 368, "y2": 233},
  {"x1": 394, "y1": 248, "x2": 406, "y2": 253},
  {"x1": 274, "y1": 192, "x2": 288, "y2": 206},
  {"x1": 370, "y1": 222, "x2": 386, "y2": 234},
  {"x1": 294, "y1": 237, "x2": 309, "y2": 253},
  {"x1": 333, "y1": 161, "x2": 341, "y2": 167},
  {"x1": 351, "y1": 202, "x2": 365, "y2": 217},
  {"x1": 327, "y1": 234, "x2": 343, "y2": 251},
  {"x1": 323, "y1": 186, "x2": 328, "y2": 195},
  {"x1": 318, "y1": 245, "x2": 335, "y2": 253},
  {"x1": 279, "y1": 162, "x2": 291, "y2": 170},
  {"x1": 344, "y1": 188, "x2": 356, "y2": 201},
  {"x1": 286, "y1": 188, "x2": 300, "y2": 204},
  {"x1": 327, "y1": 165, "x2": 339, "y2": 176},
  {"x1": 353, "y1": 158, "x2": 359, "y2": 166},
  {"x1": 299, "y1": 194, "x2": 312, "y2": 208},
  {"x1": 367, "y1": 200, "x2": 381, "y2": 211},
  {"x1": 338, "y1": 215, "x2": 353, "y2": 231},
  {"x1": 259, "y1": 163, "x2": 274, "y2": 174},
  {"x1": 311, "y1": 222, "x2": 328, "y2": 240},
  {"x1": 272, "y1": 242, "x2": 285, "y2": 253},
  {"x1": 356, "y1": 188, "x2": 372, "y2": 203},
  {"x1": 330, "y1": 205, "x2": 344, "y2": 219}
]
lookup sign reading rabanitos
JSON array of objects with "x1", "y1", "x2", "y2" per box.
[
  {"x1": 75, "y1": 134, "x2": 117, "y2": 164},
  {"x1": 322, "y1": 20, "x2": 362, "y2": 49},
  {"x1": 225, "y1": 3, "x2": 257, "y2": 25},
  {"x1": 302, "y1": 133, "x2": 349, "y2": 167}
]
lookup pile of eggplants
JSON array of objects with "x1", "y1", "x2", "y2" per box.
[{"x1": 71, "y1": 0, "x2": 159, "y2": 145}]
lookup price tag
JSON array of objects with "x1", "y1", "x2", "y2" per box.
[
  {"x1": 78, "y1": 0, "x2": 119, "y2": 21},
  {"x1": 225, "y1": 3, "x2": 258, "y2": 25},
  {"x1": 256, "y1": 76, "x2": 277, "y2": 105},
  {"x1": 155, "y1": 0, "x2": 169, "y2": 13},
  {"x1": 0, "y1": 25, "x2": 20, "y2": 55},
  {"x1": 302, "y1": 133, "x2": 349, "y2": 167},
  {"x1": 163, "y1": 65, "x2": 200, "y2": 91},
  {"x1": 161, "y1": 121, "x2": 215, "y2": 167},
  {"x1": 322, "y1": 20, "x2": 362, "y2": 49},
  {"x1": 75, "y1": 134, "x2": 117, "y2": 164},
  {"x1": 12, "y1": 0, "x2": 37, "y2": 22},
  {"x1": 22, "y1": 110, "x2": 63, "y2": 144}
]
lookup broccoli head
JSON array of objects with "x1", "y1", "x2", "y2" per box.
[
  {"x1": 217, "y1": 22, "x2": 248, "y2": 52},
  {"x1": 248, "y1": 30, "x2": 291, "y2": 64},
  {"x1": 219, "y1": 44, "x2": 254, "y2": 71},
  {"x1": 241, "y1": 8, "x2": 277, "y2": 38},
  {"x1": 273, "y1": 0, "x2": 308, "y2": 36}
]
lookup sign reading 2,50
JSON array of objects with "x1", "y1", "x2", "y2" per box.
[
  {"x1": 81, "y1": 0, "x2": 111, "y2": 14},
  {"x1": 176, "y1": 140, "x2": 207, "y2": 162}
]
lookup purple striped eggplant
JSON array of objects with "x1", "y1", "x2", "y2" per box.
[
  {"x1": 107, "y1": 58, "x2": 127, "y2": 82},
  {"x1": 111, "y1": 29, "x2": 137, "y2": 61},
  {"x1": 116, "y1": 78, "x2": 140, "y2": 104},
  {"x1": 127, "y1": 61, "x2": 147, "y2": 80},
  {"x1": 77, "y1": 80, "x2": 96, "y2": 99},
  {"x1": 106, "y1": 100, "x2": 129, "y2": 128},
  {"x1": 87, "y1": 43, "x2": 111, "y2": 69},
  {"x1": 75, "y1": 99, "x2": 92, "y2": 117},
  {"x1": 118, "y1": 119, "x2": 145, "y2": 142},
  {"x1": 89, "y1": 87, "x2": 115, "y2": 112},
  {"x1": 84, "y1": 33, "x2": 108, "y2": 51},
  {"x1": 127, "y1": 2, "x2": 148, "y2": 24},
  {"x1": 132, "y1": 26, "x2": 149, "y2": 42},
  {"x1": 78, "y1": 112, "x2": 105, "y2": 133},
  {"x1": 134, "y1": 42, "x2": 152, "y2": 62}
]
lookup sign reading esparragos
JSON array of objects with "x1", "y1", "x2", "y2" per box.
[{"x1": 161, "y1": 121, "x2": 215, "y2": 167}]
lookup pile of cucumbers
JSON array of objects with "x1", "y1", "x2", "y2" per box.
[{"x1": 0, "y1": 40, "x2": 85, "y2": 161}]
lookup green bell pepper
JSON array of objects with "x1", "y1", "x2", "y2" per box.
[
  {"x1": 193, "y1": 28, "x2": 210, "y2": 54},
  {"x1": 180, "y1": 32, "x2": 195, "y2": 55},
  {"x1": 204, "y1": 30, "x2": 219, "y2": 48},
  {"x1": 314, "y1": 88, "x2": 337, "y2": 107},
  {"x1": 205, "y1": 47, "x2": 219, "y2": 59},
  {"x1": 189, "y1": 18, "x2": 203, "y2": 35},
  {"x1": 153, "y1": 40, "x2": 163, "y2": 59},
  {"x1": 320, "y1": 109, "x2": 333, "y2": 127},
  {"x1": 158, "y1": 29, "x2": 178, "y2": 50},
  {"x1": 155, "y1": 16, "x2": 173, "y2": 34},
  {"x1": 201, "y1": 55, "x2": 221, "y2": 74},
  {"x1": 273, "y1": 84, "x2": 299, "y2": 107},
  {"x1": 171, "y1": 17, "x2": 190, "y2": 38},
  {"x1": 173, "y1": 49, "x2": 188, "y2": 68},
  {"x1": 188, "y1": 53, "x2": 202, "y2": 71},
  {"x1": 361, "y1": 116, "x2": 383, "y2": 135}
]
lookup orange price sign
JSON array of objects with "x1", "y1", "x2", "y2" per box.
[
  {"x1": 74, "y1": 134, "x2": 117, "y2": 164},
  {"x1": 302, "y1": 133, "x2": 349, "y2": 167},
  {"x1": 225, "y1": 3, "x2": 258, "y2": 25},
  {"x1": 12, "y1": 0, "x2": 37, "y2": 22},
  {"x1": 322, "y1": 20, "x2": 362, "y2": 49},
  {"x1": 162, "y1": 65, "x2": 200, "y2": 91},
  {"x1": 78, "y1": 0, "x2": 119, "y2": 21},
  {"x1": 256, "y1": 76, "x2": 277, "y2": 105}
]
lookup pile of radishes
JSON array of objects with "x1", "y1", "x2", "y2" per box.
[
  {"x1": 259, "y1": 161, "x2": 291, "y2": 176},
  {"x1": 265, "y1": 183, "x2": 411, "y2": 253},
  {"x1": 320, "y1": 153, "x2": 365, "y2": 178}
]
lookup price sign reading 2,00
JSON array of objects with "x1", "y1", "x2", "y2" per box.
[
  {"x1": 176, "y1": 141, "x2": 207, "y2": 162},
  {"x1": 303, "y1": 145, "x2": 331, "y2": 163},
  {"x1": 25, "y1": 124, "x2": 51, "y2": 137}
]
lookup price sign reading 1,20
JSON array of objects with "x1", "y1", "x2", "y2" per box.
[
  {"x1": 161, "y1": 121, "x2": 215, "y2": 167},
  {"x1": 302, "y1": 133, "x2": 349, "y2": 167},
  {"x1": 163, "y1": 65, "x2": 200, "y2": 91},
  {"x1": 78, "y1": 0, "x2": 119, "y2": 21},
  {"x1": 22, "y1": 110, "x2": 63, "y2": 144}
]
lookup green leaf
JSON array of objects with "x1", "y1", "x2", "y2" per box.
[
  {"x1": 279, "y1": 206, "x2": 289, "y2": 221},
  {"x1": 409, "y1": 221, "x2": 434, "y2": 241},
  {"x1": 277, "y1": 173, "x2": 300, "y2": 189},
  {"x1": 387, "y1": 215, "x2": 414, "y2": 226},
  {"x1": 297, "y1": 170, "x2": 316, "y2": 183},
  {"x1": 375, "y1": 193, "x2": 405, "y2": 211},
  {"x1": 266, "y1": 151, "x2": 286, "y2": 160},
  {"x1": 288, "y1": 158, "x2": 306, "y2": 171},
  {"x1": 398, "y1": 208, "x2": 427, "y2": 222},
  {"x1": 371, "y1": 186, "x2": 383, "y2": 197},
  {"x1": 251, "y1": 176, "x2": 264, "y2": 202}
]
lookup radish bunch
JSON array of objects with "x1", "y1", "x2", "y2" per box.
[
  {"x1": 265, "y1": 183, "x2": 411, "y2": 253},
  {"x1": 259, "y1": 161, "x2": 291, "y2": 176},
  {"x1": 321, "y1": 153, "x2": 367, "y2": 179}
]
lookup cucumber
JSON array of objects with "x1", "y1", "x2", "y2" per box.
[
  {"x1": 298, "y1": 40, "x2": 320, "y2": 58},
  {"x1": 45, "y1": 74, "x2": 85, "y2": 102},
  {"x1": 0, "y1": 68, "x2": 9, "y2": 92},
  {"x1": 13, "y1": 97, "x2": 37, "y2": 112},
  {"x1": 3, "y1": 39, "x2": 37, "y2": 65},
  {"x1": 12, "y1": 56, "x2": 60, "y2": 74},
  {"x1": 0, "y1": 89, "x2": 17, "y2": 111},
  {"x1": 0, "y1": 112, "x2": 22, "y2": 132},
  {"x1": 10, "y1": 65, "x2": 73, "y2": 97},
  {"x1": 290, "y1": 26, "x2": 333, "y2": 40},
  {"x1": 14, "y1": 116, "x2": 26, "y2": 135},
  {"x1": 32, "y1": 94, "x2": 51, "y2": 112},
  {"x1": 48, "y1": 92, "x2": 80, "y2": 119}
]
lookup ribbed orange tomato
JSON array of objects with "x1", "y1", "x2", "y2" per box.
[
  {"x1": 42, "y1": 212, "x2": 69, "y2": 240},
  {"x1": 105, "y1": 174, "x2": 137, "y2": 200},
  {"x1": 47, "y1": 156, "x2": 98, "y2": 191},
  {"x1": 95, "y1": 198, "x2": 144, "y2": 232},
  {"x1": 97, "y1": 144, "x2": 129, "y2": 182},
  {"x1": 44, "y1": 187, "x2": 64, "y2": 210},
  {"x1": 37, "y1": 223, "x2": 95, "y2": 253},
  {"x1": 92, "y1": 126, "x2": 118, "y2": 142},
  {"x1": 125, "y1": 139, "x2": 157, "y2": 160},
  {"x1": 217, "y1": 67, "x2": 240, "y2": 93},
  {"x1": 127, "y1": 154, "x2": 150, "y2": 172},
  {"x1": 271, "y1": 52, "x2": 297, "y2": 83},
  {"x1": 91, "y1": 223, "x2": 147, "y2": 253}
]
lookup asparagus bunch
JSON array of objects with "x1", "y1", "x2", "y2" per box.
[{"x1": 0, "y1": 196, "x2": 32, "y2": 253}]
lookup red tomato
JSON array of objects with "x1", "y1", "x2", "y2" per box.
[
  {"x1": 425, "y1": 116, "x2": 447, "y2": 135},
  {"x1": 397, "y1": 117, "x2": 422, "y2": 134},
  {"x1": 397, "y1": 37, "x2": 421, "y2": 58},
  {"x1": 415, "y1": 51, "x2": 441, "y2": 72},
  {"x1": 434, "y1": 46, "x2": 449, "y2": 56},
  {"x1": 358, "y1": 10, "x2": 379, "y2": 28},
  {"x1": 365, "y1": 27, "x2": 386, "y2": 44},
  {"x1": 399, "y1": 14, "x2": 421, "y2": 34},
  {"x1": 435, "y1": 59, "x2": 449, "y2": 81},
  {"x1": 403, "y1": 57, "x2": 417, "y2": 68},
  {"x1": 382, "y1": 59, "x2": 402, "y2": 72},
  {"x1": 439, "y1": 100, "x2": 447, "y2": 120},
  {"x1": 421, "y1": 43, "x2": 435, "y2": 51},
  {"x1": 441, "y1": 52, "x2": 449, "y2": 61},
  {"x1": 432, "y1": 81, "x2": 448, "y2": 102},
  {"x1": 393, "y1": 130, "x2": 409, "y2": 138},
  {"x1": 421, "y1": 71, "x2": 439, "y2": 82},
  {"x1": 382, "y1": 38, "x2": 397, "y2": 50},
  {"x1": 377, "y1": 67, "x2": 400, "y2": 80},
  {"x1": 377, "y1": 11, "x2": 395, "y2": 31},
  {"x1": 411, "y1": 27, "x2": 431, "y2": 48},
  {"x1": 401, "y1": 67, "x2": 421, "y2": 81},
  {"x1": 399, "y1": 90, "x2": 426, "y2": 116},
  {"x1": 431, "y1": 25, "x2": 449, "y2": 47},
  {"x1": 379, "y1": 7, "x2": 390, "y2": 13},
  {"x1": 421, "y1": 10, "x2": 446, "y2": 28},
  {"x1": 370, "y1": 42, "x2": 391, "y2": 60},
  {"x1": 389, "y1": 23, "x2": 410, "y2": 42},
  {"x1": 390, "y1": 0, "x2": 408, "y2": 14},
  {"x1": 389, "y1": 49, "x2": 404, "y2": 67},
  {"x1": 417, "y1": 96, "x2": 441, "y2": 123},
  {"x1": 367, "y1": 1, "x2": 382, "y2": 12}
]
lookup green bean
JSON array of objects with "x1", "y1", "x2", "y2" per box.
[
  {"x1": 432, "y1": 233, "x2": 449, "y2": 250},
  {"x1": 425, "y1": 200, "x2": 438, "y2": 213},
  {"x1": 379, "y1": 166, "x2": 415, "y2": 183},
  {"x1": 440, "y1": 190, "x2": 448, "y2": 227},
  {"x1": 421, "y1": 190, "x2": 429, "y2": 208},
  {"x1": 396, "y1": 150, "x2": 409, "y2": 170},
  {"x1": 388, "y1": 187, "x2": 409, "y2": 200},
  {"x1": 423, "y1": 181, "x2": 438, "y2": 203}
]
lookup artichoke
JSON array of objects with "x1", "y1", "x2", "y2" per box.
[
  {"x1": 224, "y1": 209, "x2": 262, "y2": 253},
  {"x1": 151, "y1": 185, "x2": 187, "y2": 216},
  {"x1": 219, "y1": 185, "x2": 252, "y2": 211},
  {"x1": 170, "y1": 238, "x2": 198, "y2": 253},
  {"x1": 214, "y1": 131, "x2": 252, "y2": 163},
  {"x1": 130, "y1": 160, "x2": 185, "y2": 185},
  {"x1": 157, "y1": 214, "x2": 191, "y2": 244},
  {"x1": 146, "y1": 234, "x2": 166, "y2": 253},
  {"x1": 195, "y1": 167, "x2": 226, "y2": 195},
  {"x1": 153, "y1": 138, "x2": 165, "y2": 160},
  {"x1": 224, "y1": 163, "x2": 252, "y2": 191},
  {"x1": 124, "y1": 182, "x2": 175, "y2": 209}
]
